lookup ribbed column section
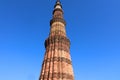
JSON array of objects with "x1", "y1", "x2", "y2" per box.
[{"x1": 39, "y1": 1, "x2": 74, "y2": 80}]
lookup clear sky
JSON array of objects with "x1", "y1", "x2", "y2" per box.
[{"x1": 0, "y1": 0, "x2": 120, "y2": 80}]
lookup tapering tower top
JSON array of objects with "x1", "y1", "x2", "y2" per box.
[
  {"x1": 54, "y1": 0, "x2": 62, "y2": 10},
  {"x1": 50, "y1": 0, "x2": 66, "y2": 37}
]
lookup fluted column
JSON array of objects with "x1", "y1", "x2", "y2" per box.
[{"x1": 39, "y1": 1, "x2": 74, "y2": 80}]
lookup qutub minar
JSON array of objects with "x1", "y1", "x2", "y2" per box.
[{"x1": 39, "y1": 0, "x2": 74, "y2": 80}]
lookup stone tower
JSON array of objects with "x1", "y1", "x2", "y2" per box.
[{"x1": 39, "y1": 0, "x2": 74, "y2": 80}]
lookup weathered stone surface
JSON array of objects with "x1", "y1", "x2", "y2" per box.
[{"x1": 39, "y1": 0, "x2": 74, "y2": 80}]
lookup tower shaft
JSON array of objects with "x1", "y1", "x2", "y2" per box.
[{"x1": 39, "y1": 1, "x2": 74, "y2": 80}]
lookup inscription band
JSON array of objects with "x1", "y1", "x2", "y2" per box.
[
  {"x1": 40, "y1": 72, "x2": 74, "y2": 80},
  {"x1": 43, "y1": 57, "x2": 72, "y2": 65}
]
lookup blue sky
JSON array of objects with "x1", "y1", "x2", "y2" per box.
[{"x1": 0, "y1": 0, "x2": 120, "y2": 80}]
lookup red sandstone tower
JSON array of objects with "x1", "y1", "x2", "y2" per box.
[{"x1": 39, "y1": 0, "x2": 74, "y2": 80}]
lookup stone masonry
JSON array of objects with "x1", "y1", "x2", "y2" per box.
[{"x1": 39, "y1": 0, "x2": 74, "y2": 80}]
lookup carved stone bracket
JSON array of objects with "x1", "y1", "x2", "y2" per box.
[
  {"x1": 53, "y1": 8, "x2": 63, "y2": 15},
  {"x1": 50, "y1": 18, "x2": 66, "y2": 26},
  {"x1": 45, "y1": 36, "x2": 70, "y2": 49}
]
